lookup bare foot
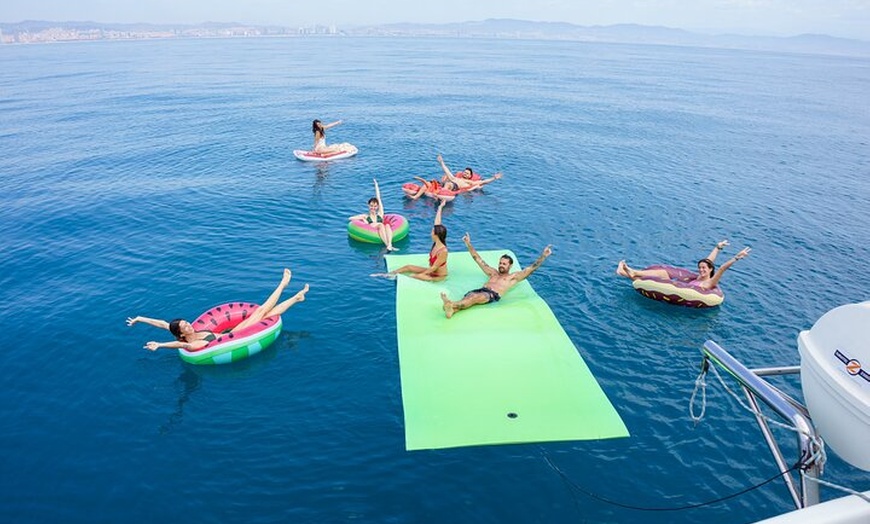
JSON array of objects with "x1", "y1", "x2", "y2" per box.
[
  {"x1": 616, "y1": 260, "x2": 632, "y2": 279},
  {"x1": 441, "y1": 292, "x2": 454, "y2": 319},
  {"x1": 616, "y1": 260, "x2": 627, "y2": 277},
  {"x1": 280, "y1": 268, "x2": 292, "y2": 288},
  {"x1": 293, "y1": 284, "x2": 309, "y2": 303}
]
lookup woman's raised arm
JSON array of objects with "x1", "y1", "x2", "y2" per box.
[
  {"x1": 705, "y1": 239, "x2": 729, "y2": 263},
  {"x1": 434, "y1": 198, "x2": 447, "y2": 226},
  {"x1": 144, "y1": 340, "x2": 189, "y2": 351},
  {"x1": 373, "y1": 179, "x2": 385, "y2": 217},
  {"x1": 706, "y1": 247, "x2": 751, "y2": 289},
  {"x1": 127, "y1": 316, "x2": 169, "y2": 330}
]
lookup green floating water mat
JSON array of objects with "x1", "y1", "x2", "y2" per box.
[{"x1": 386, "y1": 249, "x2": 629, "y2": 451}]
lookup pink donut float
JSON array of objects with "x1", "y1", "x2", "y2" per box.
[{"x1": 631, "y1": 265, "x2": 724, "y2": 308}]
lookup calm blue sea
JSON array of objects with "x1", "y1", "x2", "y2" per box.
[{"x1": 1, "y1": 36, "x2": 868, "y2": 523}]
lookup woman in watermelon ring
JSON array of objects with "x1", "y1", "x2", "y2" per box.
[
  {"x1": 127, "y1": 268, "x2": 309, "y2": 352},
  {"x1": 349, "y1": 179, "x2": 399, "y2": 251}
]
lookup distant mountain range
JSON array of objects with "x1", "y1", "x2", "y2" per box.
[
  {"x1": 2, "y1": 18, "x2": 868, "y2": 56},
  {"x1": 351, "y1": 19, "x2": 869, "y2": 56}
]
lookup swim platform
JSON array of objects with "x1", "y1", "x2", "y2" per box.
[{"x1": 386, "y1": 249, "x2": 629, "y2": 450}]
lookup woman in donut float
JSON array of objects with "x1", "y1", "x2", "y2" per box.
[
  {"x1": 616, "y1": 240, "x2": 751, "y2": 308},
  {"x1": 127, "y1": 268, "x2": 309, "y2": 363},
  {"x1": 348, "y1": 179, "x2": 406, "y2": 251},
  {"x1": 403, "y1": 154, "x2": 502, "y2": 201},
  {"x1": 372, "y1": 198, "x2": 449, "y2": 281}
]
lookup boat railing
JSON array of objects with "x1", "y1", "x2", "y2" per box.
[{"x1": 701, "y1": 340, "x2": 824, "y2": 509}]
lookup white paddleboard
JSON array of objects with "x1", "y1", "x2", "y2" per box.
[{"x1": 293, "y1": 145, "x2": 358, "y2": 161}]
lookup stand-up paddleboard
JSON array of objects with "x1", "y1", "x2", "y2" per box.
[{"x1": 293, "y1": 144, "x2": 358, "y2": 161}]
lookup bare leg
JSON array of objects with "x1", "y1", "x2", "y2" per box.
[
  {"x1": 616, "y1": 260, "x2": 670, "y2": 280},
  {"x1": 234, "y1": 269, "x2": 291, "y2": 330},
  {"x1": 415, "y1": 186, "x2": 427, "y2": 199},
  {"x1": 616, "y1": 260, "x2": 633, "y2": 278},
  {"x1": 409, "y1": 185, "x2": 427, "y2": 200},
  {"x1": 393, "y1": 264, "x2": 426, "y2": 274},
  {"x1": 232, "y1": 284, "x2": 309, "y2": 332},
  {"x1": 441, "y1": 291, "x2": 490, "y2": 319},
  {"x1": 375, "y1": 224, "x2": 390, "y2": 250},
  {"x1": 385, "y1": 224, "x2": 396, "y2": 251},
  {"x1": 371, "y1": 263, "x2": 426, "y2": 279},
  {"x1": 377, "y1": 223, "x2": 397, "y2": 251},
  {"x1": 259, "y1": 284, "x2": 309, "y2": 319}
]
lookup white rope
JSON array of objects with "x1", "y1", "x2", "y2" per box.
[
  {"x1": 693, "y1": 358, "x2": 870, "y2": 506},
  {"x1": 699, "y1": 361, "x2": 827, "y2": 474},
  {"x1": 689, "y1": 368, "x2": 707, "y2": 424},
  {"x1": 707, "y1": 362, "x2": 820, "y2": 444},
  {"x1": 801, "y1": 473, "x2": 870, "y2": 504}
]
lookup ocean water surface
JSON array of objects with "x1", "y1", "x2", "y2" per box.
[{"x1": 1, "y1": 37, "x2": 868, "y2": 523}]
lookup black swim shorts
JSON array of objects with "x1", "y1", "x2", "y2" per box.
[{"x1": 464, "y1": 287, "x2": 501, "y2": 303}]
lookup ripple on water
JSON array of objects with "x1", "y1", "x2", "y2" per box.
[{"x1": 1, "y1": 38, "x2": 868, "y2": 523}]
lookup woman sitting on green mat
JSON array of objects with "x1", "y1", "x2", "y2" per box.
[
  {"x1": 372, "y1": 199, "x2": 449, "y2": 281},
  {"x1": 441, "y1": 233, "x2": 552, "y2": 318}
]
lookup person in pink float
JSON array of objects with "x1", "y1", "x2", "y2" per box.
[
  {"x1": 405, "y1": 155, "x2": 503, "y2": 200},
  {"x1": 349, "y1": 179, "x2": 398, "y2": 251},
  {"x1": 127, "y1": 268, "x2": 309, "y2": 351},
  {"x1": 440, "y1": 233, "x2": 552, "y2": 318},
  {"x1": 436, "y1": 154, "x2": 503, "y2": 191},
  {"x1": 616, "y1": 240, "x2": 751, "y2": 290}
]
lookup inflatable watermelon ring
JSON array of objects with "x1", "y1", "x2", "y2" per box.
[
  {"x1": 348, "y1": 213, "x2": 409, "y2": 244},
  {"x1": 178, "y1": 302, "x2": 283, "y2": 365}
]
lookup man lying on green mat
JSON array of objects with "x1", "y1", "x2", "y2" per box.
[{"x1": 441, "y1": 233, "x2": 552, "y2": 318}]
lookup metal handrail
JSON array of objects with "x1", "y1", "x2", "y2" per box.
[{"x1": 702, "y1": 340, "x2": 823, "y2": 508}]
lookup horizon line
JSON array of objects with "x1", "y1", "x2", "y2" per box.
[{"x1": 1, "y1": 17, "x2": 867, "y2": 43}]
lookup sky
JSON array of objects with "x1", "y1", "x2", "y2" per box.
[{"x1": 2, "y1": 1, "x2": 869, "y2": 40}]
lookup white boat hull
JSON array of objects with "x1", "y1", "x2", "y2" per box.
[{"x1": 754, "y1": 491, "x2": 870, "y2": 523}]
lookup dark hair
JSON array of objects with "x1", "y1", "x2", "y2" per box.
[
  {"x1": 500, "y1": 254, "x2": 514, "y2": 265},
  {"x1": 367, "y1": 197, "x2": 379, "y2": 206},
  {"x1": 168, "y1": 318, "x2": 185, "y2": 341},
  {"x1": 464, "y1": 167, "x2": 474, "y2": 179},
  {"x1": 312, "y1": 119, "x2": 323, "y2": 134},
  {"x1": 698, "y1": 258, "x2": 716, "y2": 277},
  {"x1": 432, "y1": 224, "x2": 447, "y2": 247}
]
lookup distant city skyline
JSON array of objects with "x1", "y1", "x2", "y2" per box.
[{"x1": 1, "y1": 1, "x2": 868, "y2": 41}]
